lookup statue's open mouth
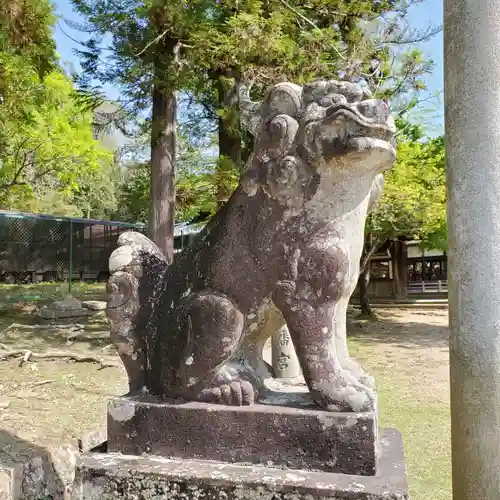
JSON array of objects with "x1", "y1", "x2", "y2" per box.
[
  {"x1": 305, "y1": 102, "x2": 397, "y2": 162},
  {"x1": 323, "y1": 103, "x2": 395, "y2": 143}
]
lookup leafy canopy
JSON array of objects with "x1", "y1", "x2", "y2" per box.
[
  {"x1": 0, "y1": 0, "x2": 115, "y2": 216},
  {"x1": 117, "y1": 132, "x2": 224, "y2": 223},
  {"x1": 369, "y1": 123, "x2": 446, "y2": 251},
  {"x1": 0, "y1": 66, "x2": 113, "y2": 212}
]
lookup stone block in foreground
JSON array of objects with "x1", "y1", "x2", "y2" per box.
[
  {"x1": 107, "y1": 394, "x2": 377, "y2": 475},
  {"x1": 73, "y1": 429, "x2": 408, "y2": 500},
  {"x1": 0, "y1": 428, "x2": 106, "y2": 500}
]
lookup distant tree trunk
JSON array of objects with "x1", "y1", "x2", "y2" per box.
[
  {"x1": 149, "y1": 42, "x2": 176, "y2": 264},
  {"x1": 357, "y1": 235, "x2": 383, "y2": 317},
  {"x1": 217, "y1": 73, "x2": 241, "y2": 166},
  {"x1": 215, "y1": 70, "x2": 242, "y2": 208},
  {"x1": 358, "y1": 265, "x2": 372, "y2": 316},
  {"x1": 392, "y1": 237, "x2": 408, "y2": 299}
]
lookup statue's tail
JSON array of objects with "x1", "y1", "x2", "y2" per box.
[{"x1": 106, "y1": 231, "x2": 168, "y2": 393}]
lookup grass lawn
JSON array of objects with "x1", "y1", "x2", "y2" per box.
[{"x1": 348, "y1": 309, "x2": 451, "y2": 500}]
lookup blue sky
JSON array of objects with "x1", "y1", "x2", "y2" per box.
[{"x1": 52, "y1": 0, "x2": 444, "y2": 134}]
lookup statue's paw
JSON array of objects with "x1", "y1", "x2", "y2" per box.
[
  {"x1": 358, "y1": 373, "x2": 376, "y2": 390},
  {"x1": 198, "y1": 380, "x2": 258, "y2": 406},
  {"x1": 342, "y1": 358, "x2": 376, "y2": 389},
  {"x1": 312, "y1": 372, "x2": 376, "y2": 413}
]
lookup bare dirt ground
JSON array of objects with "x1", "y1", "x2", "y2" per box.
[
  {"x1": 0, "y1": 291, "x2": 451, "y2": 500},
  {"x1": 0, "y1": 305, "x2": 127, "y2": 462}
]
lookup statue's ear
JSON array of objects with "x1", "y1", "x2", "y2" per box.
[
  {"x1": 240, "y1": 82, "x2": 302, "y2": 137},
  {"x1": 240, "y1": 93, "x2": 261, "y2": 137},
  {"x1": 260, "y1": 82, "x2": 303, "y2": 122},
  {"x1": 240, "y1": 154, "x2": 263, "y2": 196}
]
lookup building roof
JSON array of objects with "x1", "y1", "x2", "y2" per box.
[{"x1": 0, "y1": 209, "x2": 206, "y2": 237}]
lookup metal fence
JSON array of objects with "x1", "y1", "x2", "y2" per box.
[
  {"x1": 0, "y1": 210, "x2": 146, "y2": 286},
  {"x1": 408, "y1": 280, "x2": 448, "y2": 294},
  {"x1": 0, "y1": 210, "x2": 206, "y2": 288}
]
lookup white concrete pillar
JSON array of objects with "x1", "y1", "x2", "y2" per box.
[
  {"x1": 271, "y1": 325, "x2": 301, "y2": 379},
  {"x1": 445, "y1": 2, "x2": 500, "y2": 498}
]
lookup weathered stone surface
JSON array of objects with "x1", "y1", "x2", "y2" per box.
[
  {"x1": 38, "y1": 298, "x2": 107, "y2": 319},
  {"x1": 73, "y1": 429, "x2": 408, "y2": 500},
  {"x1": 107, "y1": 394, "x2": 377, "y2": 475},
  {"x1": 106, "y1": 79, "x2": 396, "y2": 413},
  {"x1": 52, "y1": 298, "x2": 83, "y2": 311},
  {"x1": 38, "y1": 298, "x2": 94, "y2": 319},
  {"x1": 82, "y1": 301, "x2": 107, "y2": 311},
  {"x1": 38, "y1": 307, "x2": 93, "y2": 319},
  {"x1": 0, "y1": 428, "x2": 106, "y2": 500}
]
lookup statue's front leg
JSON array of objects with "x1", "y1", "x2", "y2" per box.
[
  {"x1": 273, "y1": 244, "x2": 375, "y2": 412},
  {"x1": 335, "y1": 296, "x2": 375, "y2": 389}
]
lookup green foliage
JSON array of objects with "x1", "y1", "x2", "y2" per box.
[
  {"x1": 117, "y1": 132, "x2": 222, "y2": 223},
  {"x1": 70, "y1": 162, "x2": 125, "y2": 219},
  {"x1": 70, "y1": 0, "x2": 438, "y2": 132},
  {"x1": 369, "y1": 130, "x2": 447, "y2": 251},
  {"x1": 0, "y1": 0, "x2": 116, "y2": 218},
  {"x1": 0, "y1": 0, "x2": 57, "y2": 77},
  {"x1": 117, "y1": 162, "x2": 150, "y2": 223},
  {"x1": 0, "y1": 69, "x2": 113, "y2": 213},
  {"x1": 69, "y1": 0, "x2": 441, "y2": 229}
]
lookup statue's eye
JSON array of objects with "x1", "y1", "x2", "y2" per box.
[{"x1": 319, "y1": 94, "x2": 346, "y2": 108}]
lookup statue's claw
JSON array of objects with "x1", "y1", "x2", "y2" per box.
[{"x1": 196, "y1": 380, "x2": 258, "y2": 406}]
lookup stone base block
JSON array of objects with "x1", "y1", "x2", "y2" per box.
[
  {"x1": 81, "y1": 300, "x2": 107, "y2": 311},
  {"x1": 38, "y1": 307, "x2": 94, "y2": 319},
  {"x1": 107, "y1": 394, "x2": 377, "y2": 475},
  {"x1": 73, "y1": 429, "x2": 408, "y2": 500},
  {"x1": 0, "y1": 428, "x2": 106, "y2": 500}
]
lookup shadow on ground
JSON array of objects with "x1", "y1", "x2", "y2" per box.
[
  {"x1": 0, "y1": 429, "x2": 66, "y2": 499},
  {"x1": 347, "y1": 311, "x2": 449, "y2": 350}
]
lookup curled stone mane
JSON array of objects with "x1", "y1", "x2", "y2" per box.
[{"x1": 240, "y1": 80, "x2": 388, "y2": 211}]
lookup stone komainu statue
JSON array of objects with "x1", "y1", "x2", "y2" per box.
[{"x1": 107, "y1": 80, "x2": 396, "y2": 413}]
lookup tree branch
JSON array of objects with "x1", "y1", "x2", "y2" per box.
[
  {"x1": 360, "y1": 236, "x2": 384, "y2": 275},
  {"x1": 135, "y1": 28, "x2": 170, "y2": 57},
  {"x1": 0, "y1": 349, "x2": 119, "y2": 370},
  {"x1": 276, "y1": 0, "x2": 347, "y2": 60}
]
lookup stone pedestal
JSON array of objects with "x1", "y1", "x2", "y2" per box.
[
  {"x1": 72, "y1": 393, "x2": 408, "y2": 500},
  {"x1": 0, "y1": 428, "x2": 106, "y2": 500},
  {"x1": 74, "y1": 429, "x2": 407, "y2": 500},
  {"x1": 38, "y1": 298, "x2": 94, "y2": 319},
  {"x1": 107, "y1": 395, "x2": 377, "y2": 475}
]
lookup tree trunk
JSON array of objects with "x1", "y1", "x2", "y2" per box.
[
  {"x1": 149, "y1": 49, "x2": 176, "y2": 264},
  {"x1": 357, "y1": 235, "x2": 383, "y2": 317},
  {"x1": 358, "y1": 264, "x2": 372, "y2": 316},
  {"x1": 392, "y1": 238, "x2": 408, "y2": 299},
  {"x1": 216, "y1": 71, "x2": 242, "y2": 207}
]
